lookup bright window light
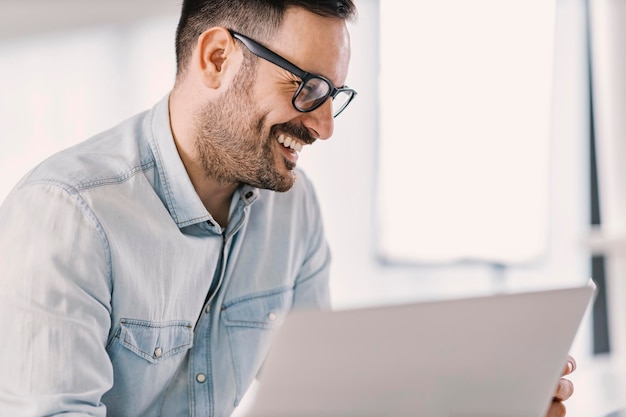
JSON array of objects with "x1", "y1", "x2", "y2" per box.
[{"x1": 377, "y1": 0, "x2": 556, "y2": 264}]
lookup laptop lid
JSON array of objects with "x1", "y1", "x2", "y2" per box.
[{"x1": 243, "y1": 280, "x2": 596, "y2": 417}]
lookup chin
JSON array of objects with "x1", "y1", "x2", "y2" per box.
[
  {"x1": 247, "y1": 169, "x2": 295, "y2": 193},
  {"x1": 273, "y1": 176, "x2": 296, "y2": 193},
  {"x1": 268, "y1": 158, "x2": 297, "y2": 192},
  {"x1": 273, "y1": 170, "x2": 297, "y2": 193}
]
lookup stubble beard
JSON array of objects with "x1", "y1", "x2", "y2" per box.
[{"x1": 194, "y1": 68, "x2": 296, "y2": 193}]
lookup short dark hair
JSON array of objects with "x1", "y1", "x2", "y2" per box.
[{"x1": 174, "y1": 0, "x2": 357, "y2": 76}]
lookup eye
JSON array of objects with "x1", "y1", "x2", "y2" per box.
[
  {"x1": 299, "y1": 82, "x2": 316, "y2": 99},
  {"x1": 301, "y1": 78, "x2": 330, "y2": 100}
]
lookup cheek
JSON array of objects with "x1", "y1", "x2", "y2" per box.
[
  {"x1": 251, "y1": 62, "x2": 301, "y2": 118},
  {"x1": 261, "y1": 99, "x2": 294, "y2": 123},
  {"x1": 245, "y1": 84, "x2": 299, "y2": 133},
  {"x1": 255, "y1": 89, "x2": 298, "y2": 123}
]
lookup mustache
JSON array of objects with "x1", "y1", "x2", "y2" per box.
[{"x1": 271, "y1": 122, "x2": 316, "y2": 145}]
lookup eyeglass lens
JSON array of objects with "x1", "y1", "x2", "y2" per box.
[
  {"x1": 330, "y1": 90, "x2": 353, "y2": 116},
  {"x1": 295, "y1": 78, "x2": 353, "y2": 117}
]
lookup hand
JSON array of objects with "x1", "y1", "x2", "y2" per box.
[{"x1": 545, "y1": 355, "x2": 576, "y2": 417}]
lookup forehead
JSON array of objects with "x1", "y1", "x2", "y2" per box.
[{"x1": 269, "y1": 7, "x2": 351, "y2": 85}]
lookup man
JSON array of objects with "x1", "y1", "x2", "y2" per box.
[{"x1": 0, "y1": 1, "x2": 575, "y2": 416}]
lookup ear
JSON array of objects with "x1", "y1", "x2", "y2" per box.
[{"x1": 195, "y1": 27, "x2": 243, "y2": 90}]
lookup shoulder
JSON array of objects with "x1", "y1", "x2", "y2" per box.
[{"x1": 19, "y1": 110, "x2": 153, "y2": 193}]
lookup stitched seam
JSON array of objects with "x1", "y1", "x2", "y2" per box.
[
  {"x1": 222, "y1": 285, "x2": 294, "y2": 308},
  {"x1": 18, "y1": 160, "x2": 155, "y2": 193},
  {"x1": 146, "y1": 109, "x2": 179, "y2": 224},
  {"x1": 19, "y1": 180, "x2": 114, "y2": 305}
]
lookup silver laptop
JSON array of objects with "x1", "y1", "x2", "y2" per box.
[{"x1": 244, "y1": 280, "x2": 596, "y2": 417}]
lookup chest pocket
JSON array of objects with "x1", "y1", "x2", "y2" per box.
[
  {"x1": 107, "y1": 318, "x2": 193, "y2": 364},
  {"x1": 222, "y1": 287, "x2": 294, "y2": 405},
  {"x1": 103, "y1": 319, "x2": 194, "y2": 417}
]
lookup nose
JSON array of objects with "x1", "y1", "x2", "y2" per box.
[{"x1": 300, "y1": 99, "x2": 335, "y2": 140}]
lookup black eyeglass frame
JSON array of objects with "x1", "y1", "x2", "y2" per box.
[{"x1": 229, "y1": 30, "x2": 356, "y2": 117}]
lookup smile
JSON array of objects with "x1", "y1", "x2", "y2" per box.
[{"x1": 277, "y1": 134, "x2": 303, "y2": 152}]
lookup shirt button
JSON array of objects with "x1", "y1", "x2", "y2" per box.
[
  {"x1": 245, "y1": 191, "x2": 254, "y2": 199},
  {"x1": 205, "y1": 305, "x2": 211, "y2": 314},
  {"x1": 154, "y1": 347, "x2": 163, "y2": 358},
  {"x1": 268, "y1": 312, "x2": 277, "y2": 321},
  {"x1": 196, "y1": 373, "x2": 207, "y2": 383}
]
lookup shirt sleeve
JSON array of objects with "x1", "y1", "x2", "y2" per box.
[
  {"x1": 291, "y1": 173, "x2": 332, "y2": 311},
  {"x1": 0, "y1": 181, "x2": 114, "y2": 417}
]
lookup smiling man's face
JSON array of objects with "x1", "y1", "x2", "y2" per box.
[{"x1": 194, "y1": 6, "x2": 352, "y2": 192}]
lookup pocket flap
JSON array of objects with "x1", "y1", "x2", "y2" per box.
[
  {"x1": 223, "y1": 287, "x2": 293, "y2": 329},
  {"x1": 118, "y1": 318, "x2": 193, "y2": 364}
]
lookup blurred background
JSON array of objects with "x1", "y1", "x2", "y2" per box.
[{"x1": 1, "y1": 0, "x2": 625, "y2": 373}]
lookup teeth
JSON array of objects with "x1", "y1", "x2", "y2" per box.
[{"x1": 277, "y1": 134, "x2": 303, "y2": 152}]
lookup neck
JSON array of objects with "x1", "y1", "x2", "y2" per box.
[
  {"x1": 197, "y1": 178, "x2": 238, "y2": 229},
  {"x1": 168, "y1": 89, "x2": 238, "y2": 228}
]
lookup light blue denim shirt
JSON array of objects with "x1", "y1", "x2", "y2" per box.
[{"x1": 0, "y1": 95, "x2": 331, "y2": 417}]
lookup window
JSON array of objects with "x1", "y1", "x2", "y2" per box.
[{"x1": 377, "y1": 0, "x2": 556, "y2": 264}]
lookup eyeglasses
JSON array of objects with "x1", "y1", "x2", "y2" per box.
[{"x1": 229, "y1": 30, "x2": 357, "y2": 118}]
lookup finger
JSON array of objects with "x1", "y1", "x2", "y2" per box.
[
  {"x1": 563, "y1": 355, "x2": 576, "y2": 376},
  {"x1": 554, "y1": 377, "x2": 574, "y2": 402},
  {"x1": 546, "y1": 400, "x2": 567, "y2": 417}
]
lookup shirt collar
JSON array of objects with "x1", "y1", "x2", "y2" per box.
[
  {"x1": 147, "y1": 95, "x2": 260, "y2": 229},
  {"x1": 147, "y1": 95, "x2": 211, "y2": 228}
]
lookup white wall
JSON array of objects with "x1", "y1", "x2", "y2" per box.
[{"x1": 0, "y1": 0, "x2": 595, "y2": 359}]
